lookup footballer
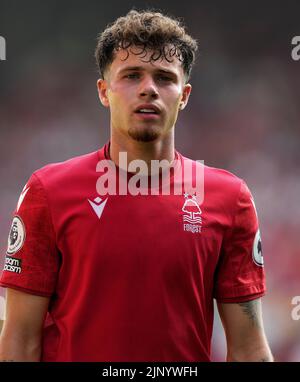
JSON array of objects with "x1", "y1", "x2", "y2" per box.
[{"x1": 0, "y1": 10, "x2": 273, "y2": 361}]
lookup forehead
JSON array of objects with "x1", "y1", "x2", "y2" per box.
[{"x1": 108, "y1": 46, "x2": 185, "y2": 77}]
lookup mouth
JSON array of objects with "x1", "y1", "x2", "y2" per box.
[{"x1": 134, "y1": 104, "x2": 161, "y2": 119}]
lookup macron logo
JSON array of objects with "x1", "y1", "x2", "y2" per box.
[{"x1": 88, "y1": 197, "x2": 108, "y2": 219}]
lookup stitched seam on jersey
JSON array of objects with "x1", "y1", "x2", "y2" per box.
[
  {"x1": 216, "y1": 283, "x2": 265, "y2": 301},
  {"x1": 219, "y1": 178, "x2": 244, "y2": 246},
  {"x1": 0, "y1": 281, "x2": 53, "y2": 297},
  {"x1": 220, "y1": 179, "x2": 244, "y2": 297},
  {"x1": 215, "y1": 280, "x2": 265, "y2": 298},
  {"x1": 31, "y1": 172, "x2": 59, "y2": 294},
  {"x1": 31, "y1": 172, "x2": 60, "y2": 297},
  {"x1": 216, "y1": 290, "x2": 265, "y2": 303},
  {"x1": 229, "y1": 179, "x2": 245, "y2": 235},
  {"x1": 32, "y1": 172, "x2": 57, "y2": 243},
  {"x1": 233, "y1": 180, "x2": 247, "y2": 299}
]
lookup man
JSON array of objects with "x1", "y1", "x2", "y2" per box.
[{"x1": 0, "y1": 10, "x2": 273, "y2": 361}]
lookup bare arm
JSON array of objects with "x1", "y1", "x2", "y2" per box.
[
  {"x1": 0, "y1": 288, "x2": 50, "y2": 361},
  {"x1": 217, "y1": 298, "x2": 273, "y2": 362}
]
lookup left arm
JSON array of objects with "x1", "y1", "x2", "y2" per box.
[{"x1": 217, "y1": 298, "x2": 273, "y2": 361}]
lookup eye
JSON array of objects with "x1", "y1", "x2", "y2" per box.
[
  {"x1": 157, "y1": 75, "x2": 173, "y2": 82},
  {"x1": 124, "y1": 73, "x2": 140, "y2": 79}
]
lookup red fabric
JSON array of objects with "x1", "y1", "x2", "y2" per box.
[
  {"x1": 0, "y1": 143, "x2": 265, "y2": 361},
  {"x1": 0, "y1": 174, "x2": 59, "y2": 295}
]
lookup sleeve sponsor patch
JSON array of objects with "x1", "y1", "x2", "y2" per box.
[
  {"x1": 3, "y1": 256, "x2": 22, "y2": 274},
  {"x1": 6, "y1": 216, "x2": 26, "y2": 255}
]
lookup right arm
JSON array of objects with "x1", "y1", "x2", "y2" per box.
[{"x1": 0, "y1": 288, "x2": 50, "y2": 361}]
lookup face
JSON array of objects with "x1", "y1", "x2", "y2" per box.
[{"x1": 97, "y1": 47, "x2": 192, "y2": 142}]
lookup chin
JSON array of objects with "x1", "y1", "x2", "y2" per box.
[{"x1": 128, "y1": 126, "x2": 160, "y2": 142}]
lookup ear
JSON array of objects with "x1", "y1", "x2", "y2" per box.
[
  {"x1": 179, "y1": 83, "x2": 192, "y2": 111},
  {"x1": 97, "y1": 78, "x2": 110, "y2": 108}
]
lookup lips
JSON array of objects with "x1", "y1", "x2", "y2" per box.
[{"x1": 134, "y1": 104, "x2": 161, "y2": 115}]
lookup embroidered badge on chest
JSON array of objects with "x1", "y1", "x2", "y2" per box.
[{"x1": 182, "y1": 194, "x2": 202, "y2": 234}]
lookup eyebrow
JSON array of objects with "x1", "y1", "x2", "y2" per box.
[{"x1": 118, "y1": 66, "x2": 177, "y2": 76}]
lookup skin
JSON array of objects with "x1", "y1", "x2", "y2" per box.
[
  {"x1": 0, "y1": 46, "x2": 273, "y2": 362},
  {"x1": 97, "y1": 46, "x2": 192, "y2": 172},
  {"x1": 218, "y1": 299, "x2": 273, "y2": 361},
  {"x1": 0, "y1": 289, "x2": 49, "y2": 361}
]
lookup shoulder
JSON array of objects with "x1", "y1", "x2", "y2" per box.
[
  {"x1": 204, "y1": 165, "x2": 254, "y2": 211},
  {"x1": 181, "y1": 154, "x2": 244, "y2": 194},
  {"x1": 203, "y1": 165, "x2": 248, "y2": 216},
  {"x1": 180, "y1": 155, "x2": 252, "y2": 219},
  {"x1": 204, "y1": 164, "x2": 243, "y2": 192},
  {"x1": 31, "y1": 150, "x2": 99, "y2": 188}
]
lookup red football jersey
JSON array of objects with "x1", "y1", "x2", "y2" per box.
[{"x1": 0, "y1": 143, "x2": 265, "y2": 361}]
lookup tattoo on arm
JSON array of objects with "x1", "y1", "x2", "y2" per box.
[{"x1": 238, "y1": 299, "x2": 261, "y2": 328}]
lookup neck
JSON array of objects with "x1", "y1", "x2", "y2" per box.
[{"x1": 109, "y1": 130, "x2": 175, "y2": 174}]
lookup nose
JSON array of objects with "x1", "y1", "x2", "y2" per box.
[{"x1": 138, "y1": 76, "x2": 158, "y2": 99}]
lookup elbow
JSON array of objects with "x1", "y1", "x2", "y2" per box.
[{"x1": 0, "y1": 333, "x2": 42, "y2": 362}]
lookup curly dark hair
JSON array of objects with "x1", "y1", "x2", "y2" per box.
[{"x1": 95, "y1": 9, "x2": 198, "y2": 81}]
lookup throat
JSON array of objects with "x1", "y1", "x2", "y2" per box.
[{"x1": 109, "y1": 134, "x2": 175, "y2": 175}]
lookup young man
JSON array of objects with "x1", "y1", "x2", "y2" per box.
[{"x1": 0, "y1": 10, "x2": 273, "y2": 361}]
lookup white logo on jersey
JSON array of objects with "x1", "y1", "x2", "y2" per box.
[
  {"x1": 16, "y1": 185, "x2": 30, "y2": 212},
  {"x1": 182, "y1": 194, "x2": 202, "y2": 233},
  {"x1": 252, "y1": 229, "x2": 264, "y2": 267},
  {"x1": 88, "y1": 197, "x2": 108, "y2": 219},
  {"x1": 7, "y1": 216, "x2": 26, "y2": 255}
]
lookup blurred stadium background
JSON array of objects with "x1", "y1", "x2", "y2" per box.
[{"x1": 0, "y1": 0, "x2": 300, "y2": 361}]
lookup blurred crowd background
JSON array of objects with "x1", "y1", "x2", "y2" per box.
[{"x1": 0, "y1": 0, "x2": 299, "y2": 361}]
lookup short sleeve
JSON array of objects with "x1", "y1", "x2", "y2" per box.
[
  {"x1": 0, "y1": 173, "x2": 60, "y2": 297},
  {"x1": 213, "y1": 180, "x2": 266, "y2": 303}
]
